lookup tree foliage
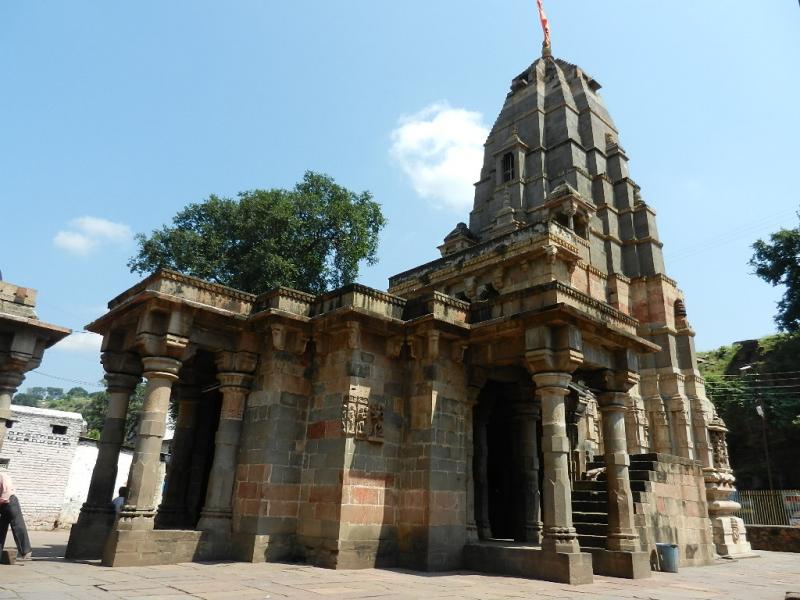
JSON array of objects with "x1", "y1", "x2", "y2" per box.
[
  {"x1": 700, "y1": 334, "x2": 800, "y2": 489},
  {"x1": 127, "y1": 171, "x2": 386, "y2": 295},
  {"x1": 750, "y1": 215, "x2": 800, "y2": 332}
]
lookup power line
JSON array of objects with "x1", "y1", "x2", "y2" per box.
[{"x1": 30, "y1": 370, "x2": 103, "y2": 388}]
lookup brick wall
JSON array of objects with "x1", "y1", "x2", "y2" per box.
[{"x1": 0, "y1": 405, "x2": 84, "y2": 529}]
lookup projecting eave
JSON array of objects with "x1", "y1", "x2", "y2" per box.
[{"x1": 0, "y1": 312, "x2": 71, "y2": 348}]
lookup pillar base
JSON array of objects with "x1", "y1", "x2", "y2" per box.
[
  {"x1": 65, "y1": 504, "x2": 117, "y2": 560},
  {"x1": 464, "y1": 541, "x2": 594, "y2": 585},
  {"x1": 196, "y1": 514, "x2": 233, "y2": 560},
  {"x1": 587, "y1": 548, "x2": 651, "y2": 579},
  {"x1": 102, "y1": 528, "x2": 203, "y2": 567},
  {"x1": 712, "y1": 516, "x2": 754, "y2": 557},
  {"x1": 230, "y1": 532, "x2": 297, "y2": 563}
]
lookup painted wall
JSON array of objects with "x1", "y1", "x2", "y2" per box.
[
  {"x1": 0, "y1": 405, "x2": 84, "y2": 529},
  {"x1": 1, "y1": 404, "x2": 167, "y2": 529}
]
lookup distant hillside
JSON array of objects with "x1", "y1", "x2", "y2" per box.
[{"x1": 699, "y1": 333, "x2": 800, "y2": 489}]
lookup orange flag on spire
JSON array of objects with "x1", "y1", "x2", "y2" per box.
[{"x1": 537, "y1": 0, "x2": 551, "y2": 49}]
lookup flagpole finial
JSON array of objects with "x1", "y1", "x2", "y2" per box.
[{"x1": 536, "y1": 0, "x2": 552, "y2": 57}]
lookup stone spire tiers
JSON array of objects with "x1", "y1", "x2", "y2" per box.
[{"x1": 0, "y1": 280, "x2": 70, "y2": 455}]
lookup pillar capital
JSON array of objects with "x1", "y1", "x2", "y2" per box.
[
  {"x1": 101, "y1": 350, "x2": 142, "y2": 375},
  {"x1": 597, "y1": 391, "x2": 629, "y2": 411},
  {"x1": 104, "y1": 373, "x2": 141, "y2": 394},
  {"x1": 216, "y1": 371, "x2": 254, "y2": 390},
  {"x1": 141, "y1": 356, "x2": 181, "y2": 381},
  {"x1": 532, "y1": 371, "x2": 572, "y2": 392},
  {"x1": 215, "y1": 350, "x2": 258, "y2": 374},
  {"x1": 0, "y1": 370, "x2": 26, "y2": 394}
]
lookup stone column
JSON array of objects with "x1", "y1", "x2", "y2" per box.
[
  {"x1": 465, "y1": 385, "x2": 480, "y2": 543},
  {"x1": 0, "y1": 370, "x2": 24, "y2": 452},
  {"x1": 66, "y1": 354, "x2": 141, "y2": 558},
  {"x1": 640, "y1": 372, "x2": 670, "y2": 454},
  {"x1": 118, "y1": 356, "x2": 181, "y2": 531},
  {"x1": 534, "y1": 372, "x2": 580, "y2": 553},
  {"x1": 197, "y1": 369, "x2": 253, "y2": 536},
  {"x1": 597, "y1": 391, "x2": 639, "y2": 552},
  {"x1": 513, "y1": 402, "x2": 542, "y2": 544},
  {"x1": 155, "y1": 383, "x2": 200, "y2": 529}
]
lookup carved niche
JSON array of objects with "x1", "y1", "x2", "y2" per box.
[
  {"x1": 710, "y1": 429, "x2": 730, "y2": 470},
  {"x1": 342, "y1": 395, "x2": 384, "y2": 442}
]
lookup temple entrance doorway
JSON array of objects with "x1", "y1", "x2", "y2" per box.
[
  {"x1": 474, "y1": 374, "x2": 541, "y2": 543},
  {"x1": 154, "y1": 349, "x2": 221, "y2": 530}
]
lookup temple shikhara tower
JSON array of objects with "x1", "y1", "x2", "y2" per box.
[{"x1": 66, "y1": 41, "x2": 751, "y2": 584}]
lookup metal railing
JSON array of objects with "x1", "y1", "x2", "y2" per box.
[{"x1": 732, "y1": 490, "x2": 800, "y2": 526}]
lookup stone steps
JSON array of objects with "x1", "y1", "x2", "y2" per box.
[
  {"x1": 574, "y1": 522, "x2": 607, "y2": 537},
  {"x1": 572, "y1": 511, "x2": 608, "y2": 525},
  {"x1": 572, "y1": 453, "x2": 661, "y2": 553},
  {"x1": 577, "y1": 534, "x2": 606, "y2": 550}
]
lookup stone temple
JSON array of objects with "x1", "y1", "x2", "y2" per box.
[{"x1": 66, "y1": 50, "x2": 751, "y2": 584}]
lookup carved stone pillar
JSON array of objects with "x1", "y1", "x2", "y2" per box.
[
  {"x1": 66, "y1": 352, "x2": 141, "y2": 558},
  {"x1": 534, "y1": 372, "x2": 580, "y2": 553},
  {"x1": 513, "y1": 402, "x2": 542, "y2": 544},
  {"x1": 197, "y1": 351, "x2": 256, "y2": 538},
  {"x1": 685, "y1": 373, "x2": 713, "y2": 469},
  {"x1": 0, "y1": 369, "x2": 25, "y2": 452},
  {"x1": 705, "y1": 417, "x2": 753, "y2": 557},
  {"x1": 155, "y1": 382, "x2": 200, "y2": 529},
  {"x1": 597, "y1": 390, "x2": 639, "y2": 552},
  {"x1": 660, "y1": 372, "x2": 694, "y2": 459},
  {"x1": 640, "y1": 372, "x2": 670, "y2": 454},
  {"x1": 465, "y1": 384, "x2": 481, "y2": 543},
  {"x1": 118, "y1": 356, "x2": 181, "y2": 531}
]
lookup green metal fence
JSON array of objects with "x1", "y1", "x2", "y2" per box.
[{"x1": 733, "y1": 490, "x2": 800, "y2": 526}]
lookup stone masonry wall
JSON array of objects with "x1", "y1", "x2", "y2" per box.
[
  {"x1": 336, "y1": 329, "x2": 404, "y2": 569},
  {"x1": 398, "y1": 332, "x2": 469, "y2": 571},
  {"x1": 0, "y1": 405, "x2": 84, "y2": 529},
  {"x1": 746, "y1": 525, "x2": 800, "y2": 553},
  {"x1": 296, "y1": 325, "x2": 405, "y2": 568},
  {"x1": 232, "y1": 337, "x2": 311, "y2": 562},
  {"x1": 632, "y1": 453, "x2": 715, "y2": 567}
]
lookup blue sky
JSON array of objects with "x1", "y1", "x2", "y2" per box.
[{"x1": 2, "y1": 1, "x2": 798, "y2": 393}]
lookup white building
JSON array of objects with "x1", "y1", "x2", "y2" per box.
[{"x1": 1, "y1": 404, "x2": 166, "y2": 529}]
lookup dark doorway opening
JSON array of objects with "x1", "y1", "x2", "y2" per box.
[
  {"x1": 486, "y1": 397, "x2": 516, "y2": 539},
  {"x1": 155, "y1": 349, "x2": 221, "y2": 530},
  {"x1": 474, "y1": 377, "x2": 540, "y2": 542}
]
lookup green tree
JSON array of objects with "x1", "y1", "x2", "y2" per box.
[
  {"x1": 750, "y1": 215, "x2": 800, "y2": 332},
  {"x1": 128, "y1": 171, "x2": 386, "y2": 295}
]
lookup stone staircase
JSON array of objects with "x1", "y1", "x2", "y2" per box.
[{"x1": 572, "y1": 453, "x2": 660, "y2": 551}]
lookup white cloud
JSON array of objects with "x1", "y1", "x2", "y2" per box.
[
  {"x1": 390, "y1": 101, "x2": 488, "y2": 212},
  {"x1": 52, "y1": 332, "x2": 103, "y2": 353},
  {"x1": 53, "y1": 216, "x2": 133, "y2": 256}
]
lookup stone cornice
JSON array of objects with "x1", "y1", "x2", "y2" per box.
[{"x1": 108, "y1": 269, "x2": 256, "y2": 311}]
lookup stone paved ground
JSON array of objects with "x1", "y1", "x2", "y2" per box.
[{"x1": 0, "y1": 531, "x2": 798, "y2": 600}]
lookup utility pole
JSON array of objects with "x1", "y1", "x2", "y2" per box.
[{"x1": 741, "y1": 365, "x2": 775, "y2": 490}]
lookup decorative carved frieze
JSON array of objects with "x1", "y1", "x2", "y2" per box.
[{"x1": 341, "y1": 395, "x2": 384, "y2": 442}]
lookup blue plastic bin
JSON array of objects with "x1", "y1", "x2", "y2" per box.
[{"x1": 655, "y1": 543, "x2": 679, "y2": 573}]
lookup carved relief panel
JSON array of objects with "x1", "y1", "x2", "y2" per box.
[{"x1": 342, "y1": 395, "x2": 384, "y2": 442}]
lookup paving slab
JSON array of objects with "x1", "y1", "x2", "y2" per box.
[{"x1": 0, "y1": 531, "x2": 799, "y2": 599}]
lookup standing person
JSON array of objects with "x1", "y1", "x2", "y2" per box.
[{"x1": 0, "y1": 470, "x2": 32, "y2": 560}]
